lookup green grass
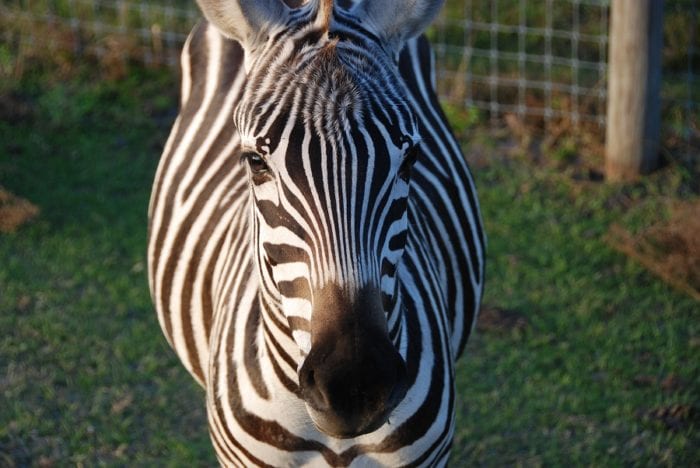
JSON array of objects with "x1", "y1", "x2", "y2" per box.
[
  {"x1": 1, "y1": 66, "x2": 698, "y2": 465},
  {"x1": 0, "y1": 68, "x2": 214, "y2": 465},
  {"x1": 452, "y1": 144, "x2": 699, "y2": 465}
]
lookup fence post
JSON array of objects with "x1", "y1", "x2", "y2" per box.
[{"x1": 605, "y1": 0, "x2": 664, "y2": 181}]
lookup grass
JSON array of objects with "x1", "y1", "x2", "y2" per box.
[
  {"x1": 452, "y1": 141, "x2": 699, "y2": 464},
  {"x1": 0, "y1": 67, "x2": 214, "y2": 465},
  {"x1": 1, "y1": 62, "x2": 699, "y2": 466}
]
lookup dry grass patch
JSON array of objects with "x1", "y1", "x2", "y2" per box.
[
  {"x1": 0, "y1": 187, "x2": 39, "y2": 233},
  {"x1": 607, "y1": 199, "x2": 700, "y2": 301},
  {"x1": 477, "y1": 305, "x2": 529, "y2": 335}
]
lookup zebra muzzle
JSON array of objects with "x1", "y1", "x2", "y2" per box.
[{"x1": 298, "y1": 286, "x2": 408, "y2": 438}]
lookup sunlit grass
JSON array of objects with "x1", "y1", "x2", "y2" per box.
[{"x1": 1, "y1": 60, "x2": 698, "y2": 466}]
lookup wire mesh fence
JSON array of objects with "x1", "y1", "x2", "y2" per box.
[
  {"x1": 431, "y1": 0, "x2": 611, "y2": 128},
  {"x1": 0, "y1": 0, "x2": 698, "y2": 149},
  {"x1": 428, "y1": 0, "x2": 698, "y2": 156},
  {"x1": 0, "y1": 0, "x2": 199, "y2": 68}
]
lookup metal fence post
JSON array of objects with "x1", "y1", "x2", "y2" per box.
[{"x1": 605, "y1": 0, "x2": 664, "y2": 181}]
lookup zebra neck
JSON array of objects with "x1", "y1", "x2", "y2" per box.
[{"x1": 387, "y1": 284, "x2": 407, "y2": 356}]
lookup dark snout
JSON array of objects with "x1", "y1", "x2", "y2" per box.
[{"x1": 299, "y1": 326, "x2": 408, "y2": 438}]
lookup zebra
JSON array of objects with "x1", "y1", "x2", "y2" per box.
[{"x1": 147, "y1": 0, "x2": 485, "y2": 465}]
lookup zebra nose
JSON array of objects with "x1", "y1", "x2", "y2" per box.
[{"x1": 298, "y1": 328, "x2": 408, "y2": 438}]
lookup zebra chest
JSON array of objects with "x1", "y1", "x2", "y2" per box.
[{"x1": 202, "y1": 268, "x2": 455, "y2": 467}]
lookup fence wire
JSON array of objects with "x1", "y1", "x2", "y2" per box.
[
  {"x1": 0, "y1": 0, "x2": 698, "y2": 147},
  {"x1": 432, "y1": 0, "x2": 610, "y2": 128},
  {"x1": 0, "y1": 0, "x2": 199, "y2": 67}
]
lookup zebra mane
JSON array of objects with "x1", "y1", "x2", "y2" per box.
[{"x1": 316, "y1": 0, "x2": 334, "y2": 32}]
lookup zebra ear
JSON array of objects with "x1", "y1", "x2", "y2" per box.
[
  {"x1": 196, "y1": 0, "x2": 292, "y2": 49},
  {"x1": 353, "y1": 0, "x2": 444, "y2": 54}
]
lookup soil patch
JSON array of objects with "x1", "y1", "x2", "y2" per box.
[
  {"x1": 477, "y1": 305, "x2": 528, "y2": 334},
  {"x1": 640, "y1": 404, "x2": 699, "y2": 431},
  {"x1": 0, "y1": 187, "x2": 39, "y2": 233}
]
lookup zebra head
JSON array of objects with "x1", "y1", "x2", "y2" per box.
[{"x1": 198, "y1": 0, "x2": 444, "y2": 438}]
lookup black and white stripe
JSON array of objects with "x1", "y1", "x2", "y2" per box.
[{"x1": 148, "y1": 0, "x2": 485, "y2": 465}]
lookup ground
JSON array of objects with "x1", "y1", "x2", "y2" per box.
[{"x1": 0, "y1": 65, "x2": 698, "y2": 466}]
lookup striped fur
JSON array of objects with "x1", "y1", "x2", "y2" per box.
[{"x1": 148, "y1": 1, "x2": 485, "y2": 465}]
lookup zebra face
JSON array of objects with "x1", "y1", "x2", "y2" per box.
[
  {"x1": 234, "y1": 38, "x2": 419, "y2": 438},
  {"x1": 236, "y1": 48, "x2": 419, "y2": 296},
  {"x1": 199, "y1": 0, "x2": 443, "y2": 439}
]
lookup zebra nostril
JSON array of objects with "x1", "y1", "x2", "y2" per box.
[
  {"x1": 301, "y1": 365, "x2": 331, "y2": 411},
  {"x1": 299, "y1": 327, "x2": 408, "y2": 439}
]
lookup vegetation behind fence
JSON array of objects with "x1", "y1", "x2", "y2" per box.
[
  {"x1": 0, "y1": 0, "x2": 698, "y2": 157},
  {"x1": 1, "y1": 1, "x2": 698, "y2": 465}
]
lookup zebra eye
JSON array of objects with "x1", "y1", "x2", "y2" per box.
[{"x1": 241, "y1": 151, "x2": 269, "y2": 175}]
